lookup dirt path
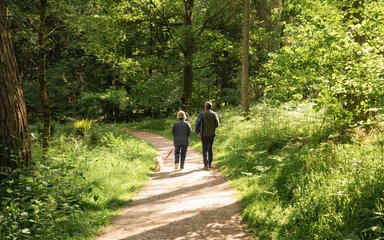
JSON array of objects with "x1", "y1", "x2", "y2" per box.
[{"x1": 95, "y1": 129, "x2": 251, "y2": 240}]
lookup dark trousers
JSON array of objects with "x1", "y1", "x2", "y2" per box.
[
  {"x1": 202, "y1": 136, "x2": 215, "y2": 167},
  {"x1": 174, "y1": 145, "x2": 188, "y2": 168}
]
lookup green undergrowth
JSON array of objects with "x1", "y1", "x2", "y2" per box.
[
  {"x1": 0, "y1": 123, "x2": 155, "y2": 239},
  {"x1": 130, "y1": 103, "x2": 384, "y2": 240},
  {"x1": 215, "y1": 103, "x2": 384, "y2": 239}
]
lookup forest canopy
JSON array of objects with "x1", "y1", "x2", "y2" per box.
[{"x1": 6, "y1": 0, "x2": 384, "y2": 126}]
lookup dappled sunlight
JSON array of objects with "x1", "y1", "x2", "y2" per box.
[{"x1": 96, "y1": 130, "x2": 250, "y2": 240}]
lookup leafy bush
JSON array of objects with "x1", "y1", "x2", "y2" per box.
[
  {"x1": 36, "y1": 120, "x2": 60, "y2": 137},
  {"x1": 0, "y1": 157, "x2": 84, "y2": 239},
  {"x1": 0, "y1": 123, "x2": 155, "y2": 239},
  {"x1": 262, "y1": 0, "x2": 384, "y2": 129},
  {"x1": 212, "y1": 103, "x2": 384, "y2": 239},
  {"x1": 78, "y1": 87, "x2": 130, "y2": 121}
]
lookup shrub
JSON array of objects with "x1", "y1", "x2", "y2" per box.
[
  {"x1": 212, "y1": 103, "x2": 384, "y2": 239},
  {"x1": 0, "y1": 123, "x2": 155, "y2": 239},
  {"x1": 74, "y1": 119, "x2": 92, "y2": 136}
]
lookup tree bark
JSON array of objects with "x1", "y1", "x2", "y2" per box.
[
  {"x1": 38, "y1": 0, "x2": 51, "y2": 150},
  {"x1": 241, "y1": 0, "x2": 250, "y2": 115},
  {"x1": 0, "y1": 0, "x2": 32, "y2": 172},
  {"x1": 280, "y1": 0, "x2": 286, "y2": 48},
  {"x1": 181, "y1": 0, "x2": 194, "y2": 111}
]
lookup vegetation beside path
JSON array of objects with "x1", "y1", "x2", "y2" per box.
[
  {"x1": 1, "y1": 103, "x2": 383, "y2": 239},
  {"x1": 131, "y1": 103, "x2": 384, "y2": 240},
  {"x1": 0, "y1": 123, "x2": 155, "y2": 239}
]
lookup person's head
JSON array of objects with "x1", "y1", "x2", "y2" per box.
[
  {"x1": 177, "y1": 110, "x2": 187, "y2": 120},
  {"x1": 205, "y1": 101, "x2": 212, "y2": 110}
]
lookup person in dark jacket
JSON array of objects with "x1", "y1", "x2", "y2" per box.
[
  {"x1": 172, "y1": 110, "x2": 192, "y2": 170},
  {"x1": 196, "y1": 102, "x2": 219, "y2": 170}
]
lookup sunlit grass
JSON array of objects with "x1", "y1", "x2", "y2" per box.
[
  {"x1": 49, "y1": 124, "x2": 156, "y2": 239},
  {"x1": 213, "y1": 103, "x2": 384, "y2": 239},
  {"x1": 0, "y1": 123, "x2": 156, "y2": 239}
]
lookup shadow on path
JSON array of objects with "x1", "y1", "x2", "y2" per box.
[
  {"x1": 120, "y1": 203, "x2": 246, "y2": 240},
  {"x1": 96, "y1": 129, "x2": 251, "y2": 240}
]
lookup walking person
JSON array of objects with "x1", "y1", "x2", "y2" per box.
[
  {"x1": 196, "y1": 102, "x2": 219, "y2": 170},
  {"x1": 172, "y1": 110, "x2": 192, "y2": 171}
]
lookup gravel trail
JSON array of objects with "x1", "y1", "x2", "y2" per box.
[{"x1": 95, "y1": 129, "x2": 251, "y2": 240}]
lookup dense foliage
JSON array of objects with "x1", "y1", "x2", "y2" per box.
[
  {"x1": 0, "y1": 123, "x2": 155, "y2": 239},
  {"x1": 7, "y1": 0, "x2": 384, "y2": 127},
  {"x1": 214, "y1": 105, "x2": 384, "y2": 239},
  {"x1": 262, "y1": 0, "x2": 384, "y2": 128}
]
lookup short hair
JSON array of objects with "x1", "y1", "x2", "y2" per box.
[
  {"x1": 205, "y1": 101, "x2": 212, "y2": 110},
  {"x1": 177, "y1": 110, "x2": 187, "y2": 119}
]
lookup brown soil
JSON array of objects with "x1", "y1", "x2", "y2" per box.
[{"x1": 95, "y1": 129, "x2": 251, "y2": 240}]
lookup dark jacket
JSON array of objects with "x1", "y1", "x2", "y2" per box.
[
  {"x1": 172, "y1": 119, "x2": 192, "y2": 145},
  {"x1": 200, "y1": 110, "x2": 219, "y2": 137}
]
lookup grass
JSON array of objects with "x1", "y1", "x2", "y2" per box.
[
  {"x1": 215, "y1": 103, "x2": 384, "y2": 239},
  {"x1": 129, "y1": 103, "x2": 384, "y2": 240},
  {"x1": 0, "y1": 123, "x2": 156, "y2": 239},
  {"x1": 2, "y1": 103, "x2": 382, "y2": 239}
]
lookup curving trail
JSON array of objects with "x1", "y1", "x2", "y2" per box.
[{"x1": 96, "y1": 129, "x2": 251, "y2": 240}]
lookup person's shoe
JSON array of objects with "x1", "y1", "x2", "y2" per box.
[
  {"x1": 174, "y1": 164, "x2": 179, "y2": 170},
  {"x1": 203, "y1": 166, "x2": 209, "y2": 170}
]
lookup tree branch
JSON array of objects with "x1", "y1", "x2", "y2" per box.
[
  {"x1": 361, "y1": 29, "x2": 384, "y2": 56},
  {"x1": 195, "y1": 2, "x2": 230, "y2": 36},
  {"x1": 149, "y1": 0, "x2": 185, "y2": 53},
  {"x1": 46, "y1": 24, "x2": 65, "y2": 37}
]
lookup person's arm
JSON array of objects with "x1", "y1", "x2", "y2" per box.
[
  {"x1": 172, "y1": 123, "x2": 176, "y2": 137},
  {"x1": 215, "y1": 113, "x2": 219, "y2": 127},
  {"x1": 187, "y1": 122, "x2": 192, "y2": 137},
  {"x1": 195, "y1": 113, "x2": 202, "y2": 134}
]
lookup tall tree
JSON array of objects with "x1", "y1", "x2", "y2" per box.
[
  {"x1": 146, "y1": 0, "x2": 232, "y2": 111},
  {"x1": 241, "y1": 0, "x2": 250, "y2": 114},
  {"x1": 181, "y1": 0, "x2": 194, "y2": 110},
  {"x1": 0, "y1": 0, "x2": 31, "y2": 172},
  {"x1": 38, "y1": 0, "x2": 51, "y2": 150}
]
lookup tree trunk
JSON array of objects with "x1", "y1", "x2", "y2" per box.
[
  {"x1": 38, "y1": 0, "x2": 51, "y2": 150},
  {"x1": 280, "y1": 0, "x2": 286, "y2": 48},
  {"x1": 241, "y1": 0, "x2": 250, "y2": 115},
  {"x1": 0, "y1": 0, "x2": 32, "y2": 172},
  {"x1": 181, "y1": 0, "x2": 194, "y2": 111}
]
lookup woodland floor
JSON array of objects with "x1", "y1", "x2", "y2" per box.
[{"x1": 95, "y1": 129, "x2": 251, "y2": 240}]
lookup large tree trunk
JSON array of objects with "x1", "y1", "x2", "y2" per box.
[
  {"x1": 0, "y1": 0, "x2": 32, "y2": 172},
  {"x1": 181, "y1": 0, "x2": 194, "y2": 111},
  {"x1": 241, "y1": 0, "x2": 250, "y2": 115},
  {"x1": 38, "y1": 0, "x2": 51, "y2": 150}
]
